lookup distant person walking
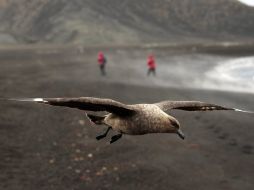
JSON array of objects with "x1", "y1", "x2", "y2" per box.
[
  {"x1": 97, "y1": 52, "x2": 107, "y2": 76},
  {"x1": 147, "y1": 55, "x2": 156, "y2": 76}
]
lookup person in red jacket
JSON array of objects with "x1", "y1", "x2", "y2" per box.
[
  {"x1": 97, "y1": 51, "x2": 107, "y2": 75},
  {"x1": 147, "y1": 54, "x2": 156, "y2": 76}
]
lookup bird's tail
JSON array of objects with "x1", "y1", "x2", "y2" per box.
[{"x1": 86, "y1": 114, "x2": 106, "y2": 125}]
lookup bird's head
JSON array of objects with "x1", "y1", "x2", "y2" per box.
[{"x1": 168, "y1": 116, "x2": 185, "y2": 140}]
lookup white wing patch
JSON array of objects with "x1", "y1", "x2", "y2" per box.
[
  {"x1": 5, "y1": 98, "x2": 48, "y2": 103},
  {"x1": 33, "y1": 98, "x2": 48, "y2": 103},
  {"x1": 234, "y1": 108, "x2": 254, "y2": 114},
  {"x1": 33, "y1": 98, "x2": 44, "y2": 102}
]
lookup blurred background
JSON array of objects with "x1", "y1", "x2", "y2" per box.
[{"x1": 0, "y1": 0, "x2": 254, "y2": 190}]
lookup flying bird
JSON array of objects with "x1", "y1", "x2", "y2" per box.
[{"x1": 4, "y1": 97, "x2": 254, "y2": 144}]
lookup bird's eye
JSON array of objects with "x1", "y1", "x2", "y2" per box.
[{"x1": 171, "y1": 120, "x2": 179, "y2": 129}]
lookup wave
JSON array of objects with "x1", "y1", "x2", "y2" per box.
[{"x1": 205, "y1": 56, "x2": 254, "y2": 93}]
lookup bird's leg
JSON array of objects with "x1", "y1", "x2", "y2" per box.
[
  {"x1": 110, "y1": 133, "x2": 122, "y2": 144},
  {"x1": 96, "y1": 127, "x2": 111, "y2": 140}
]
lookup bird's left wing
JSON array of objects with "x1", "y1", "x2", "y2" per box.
[
  {"x1": 5, "y1": 97, "x2": 136, "y2": 115},
  {"x1": 155, "y1": 100, "x2": 254, "y2": 113}
]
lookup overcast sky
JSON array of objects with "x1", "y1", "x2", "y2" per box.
[{"x1": 238, "y1": 0, "x2": 254, "y2": 6}]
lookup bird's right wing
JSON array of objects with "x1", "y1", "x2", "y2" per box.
[
  {"x1": 5, "y1": 97, "x2": 136, "y2": 116},
  {"x1": 155, "y1": 100, "x2": 254, "y2": 113}
]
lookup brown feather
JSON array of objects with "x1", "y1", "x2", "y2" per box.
[
  {"x1": 155, "y1": 101, "x2": 234, "y2": 112},
  {"x1": 43, "y1": 97, "x2": 136, "y2": 115}
]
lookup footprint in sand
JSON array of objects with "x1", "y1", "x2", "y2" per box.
[
  {"x1": 218, "y1": 133, "x2": 229, "y2": 140},
  {"x1": 228, "y1": 139, "x2": 238, "y2": 146},
  {"x1": 206, "y1": 125, "x2": 252, "y2": 155},
  {"x1": 194, "y1": 115, "x2": 201, "y2": 120},
  {"x1": 207, "y1": 125, "x2": 215, "y2": 129},
  {"x1": 241, "y1": 145, "x2": 253, "y2": 155},
  {"x1": 213, "y1": 127, "x2": 221, "y2": 134}
]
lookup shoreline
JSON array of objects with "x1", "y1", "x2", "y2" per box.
[{"x1": 0, "y1": 41, "x2": 254, "y2": 55}]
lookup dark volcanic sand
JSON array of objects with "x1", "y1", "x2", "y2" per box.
[{"x1": 0, "y1": 46, "x2": 253, "y2": 190}]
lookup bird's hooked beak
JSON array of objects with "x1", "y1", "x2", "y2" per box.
[{"x1": 176, "y1": 128, "x2": 185, "y2": 140}]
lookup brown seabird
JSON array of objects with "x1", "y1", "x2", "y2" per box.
[{"x1": 6, "y1": 97, "x2": 254, "y2": 143}]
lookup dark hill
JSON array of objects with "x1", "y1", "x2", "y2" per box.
[{"x1": 0, "y1": 0, "x2": 254, "y2": 45}]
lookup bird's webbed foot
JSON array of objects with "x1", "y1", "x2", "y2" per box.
[
  {"x1": 110, "y1": 133, "x2": 122, "y2": 144},
  {"x1": 96, "y1": 127, "x2": 111, "y2": 140}
]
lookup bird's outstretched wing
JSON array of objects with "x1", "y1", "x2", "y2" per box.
[
  {"x1": 5, "y1": 97, "x2": 136, "y2": 115},
  {"x1": 155, "y1": 100, "x2": 254, "y2": 113}
]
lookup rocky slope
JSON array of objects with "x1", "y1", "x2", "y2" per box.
[{"x1": 0, "y1": 0, "x2": 253, "y2": 45}]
